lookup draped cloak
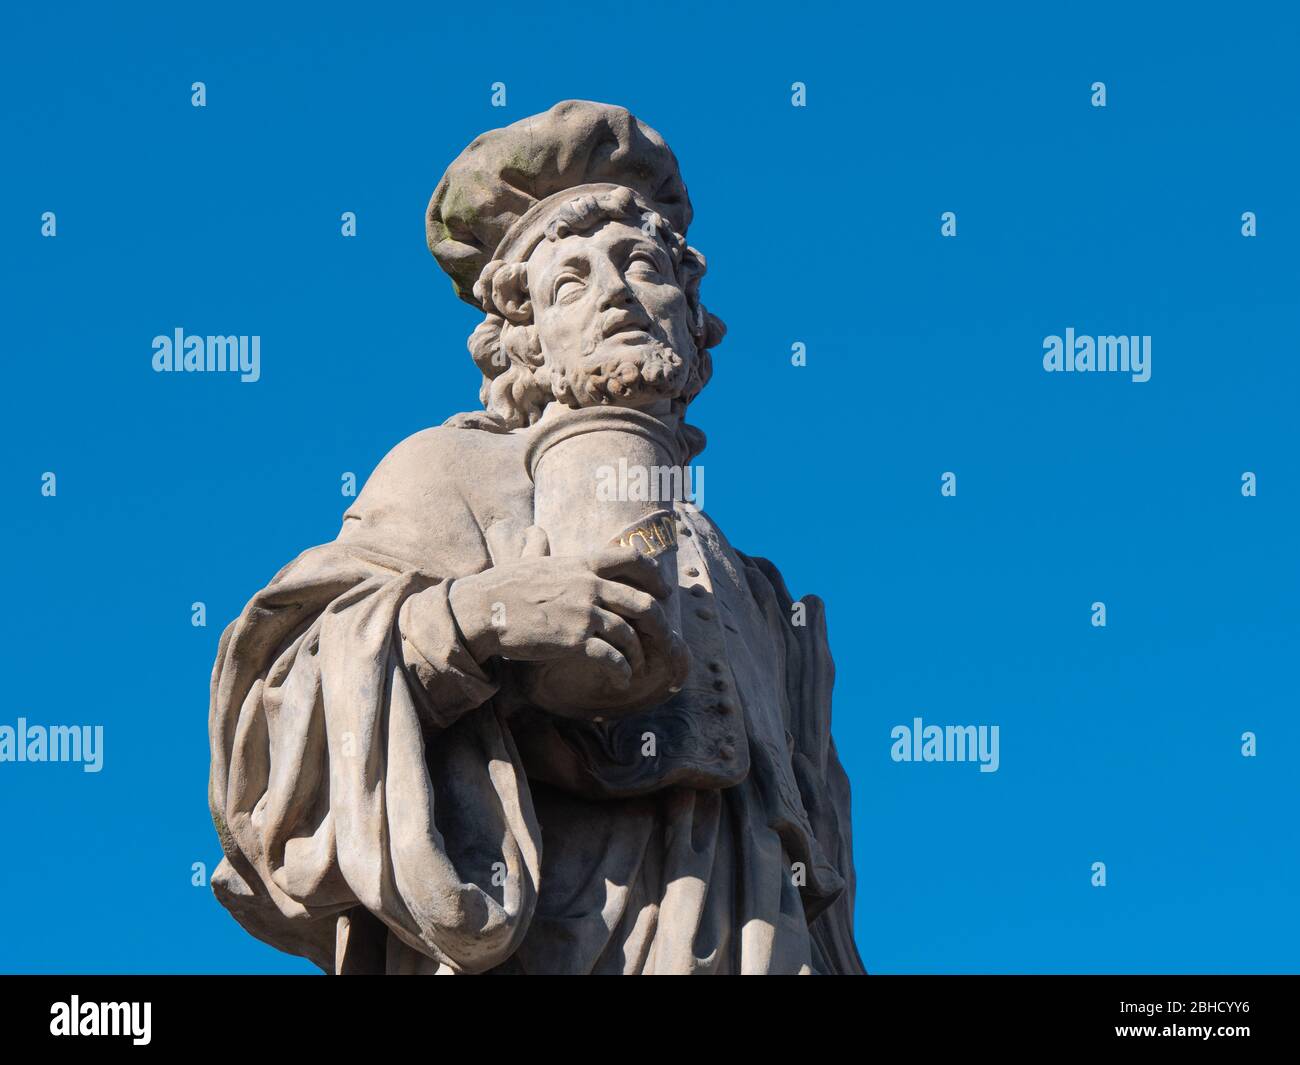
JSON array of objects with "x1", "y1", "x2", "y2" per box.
[{"x1": 208, "y1": 418, "x2": 865, "y2": 974}]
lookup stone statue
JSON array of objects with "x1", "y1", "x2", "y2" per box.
[{"x1": 208, "y1": 100, "x2": 865, "y2": 974}]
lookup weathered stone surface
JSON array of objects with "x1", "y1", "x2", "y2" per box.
[{"x1": 208, "y1": 101, "x2": 864, "y2": 974}]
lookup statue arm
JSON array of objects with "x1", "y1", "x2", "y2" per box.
[{"x1": 208, "y1": 495, "x2": 540, "y2": 973}]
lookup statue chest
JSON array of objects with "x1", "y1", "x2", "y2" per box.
[{"x1": 508, "y1": 505, "x2": 781, "y2": 799}]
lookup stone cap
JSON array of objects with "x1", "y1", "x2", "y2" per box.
[{"x1": 426, "y1": 100, "x2": 692, "y2": 306}]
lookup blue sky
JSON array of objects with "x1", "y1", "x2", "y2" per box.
[{"x1": 1, "y1": 0, "x2": 1296, "y2": 973}]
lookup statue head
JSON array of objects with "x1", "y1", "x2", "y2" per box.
[
  {"x1": 426, "y1": 102, "x2": 725, "y2": 441},
  {"x1": 467, "y1": 184, "x2": 725, "y2": 428}
]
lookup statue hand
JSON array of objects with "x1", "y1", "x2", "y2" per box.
[{"x1": 447, "y1": 545, "x2": 674, "y2": 691}]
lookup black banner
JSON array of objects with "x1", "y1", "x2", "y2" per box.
[{"x1": 0, "y1": 975, "x2": 1288, "y2": 1052}]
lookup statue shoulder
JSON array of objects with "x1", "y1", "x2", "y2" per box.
[
  {"x1": 362, "y1": 419, "x2": 522, "y2": 499},
  {"x1": 338, "y1": 419, "x2": 530, "y2": 560},
  {"x1": 362, "y1": 425, "x2": 464, "y2": 497}
]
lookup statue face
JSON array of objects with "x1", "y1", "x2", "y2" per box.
[{"x1": 526, "y1": 218, "x2": 695, "y2": 408}]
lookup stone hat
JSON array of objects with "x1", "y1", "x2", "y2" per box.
[{"x1": 426, "y1": 100, "x2": 692, "y2": 307}]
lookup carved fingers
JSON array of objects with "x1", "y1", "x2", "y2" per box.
[{"x1": 587, "y1": 545, "x2": 672, "y2": 600}]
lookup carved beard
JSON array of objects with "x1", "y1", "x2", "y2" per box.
[{"x1": 548, "y1": 340, "x2": 691, "y2": 408}]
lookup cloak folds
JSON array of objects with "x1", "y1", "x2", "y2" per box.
[{"x1": 208, "y1": 425, "x2": 864, "y2": 974}]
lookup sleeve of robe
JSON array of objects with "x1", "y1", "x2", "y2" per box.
[
  {"x1": 207, "y1": 537, "x2": 542, "y2": 975},
  {"x1": 744, "y1": 554, "x2": 867, "y2": 976}
]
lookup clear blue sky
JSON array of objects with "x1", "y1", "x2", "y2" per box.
[{"x1": 2, "y1": 0, "x2": 1295, "y2": 973}]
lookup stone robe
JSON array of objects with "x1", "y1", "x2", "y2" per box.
[{"x1": 208, "y1": 417, "x2": 864, "y2": 974}]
